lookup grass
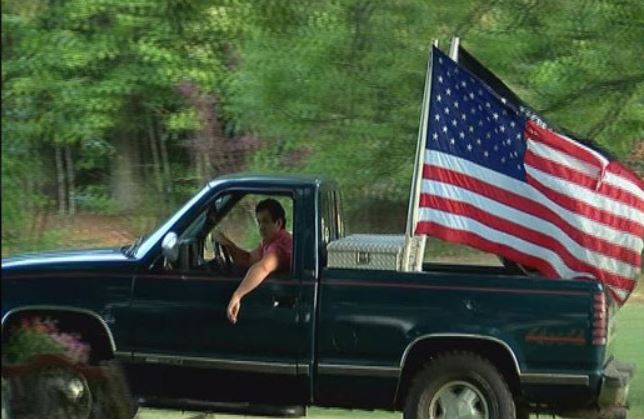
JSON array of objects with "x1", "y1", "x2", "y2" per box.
[
  {"x1": 613, "y1": 302, "x2": 644, "y2": 418},
  {"x1": 137, "y1": 302, "x2": 643, "y2": 419}
]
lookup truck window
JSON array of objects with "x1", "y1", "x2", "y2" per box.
[
  {"x1": 334, "y1": 190, "x2": 345, "y2": 239},
  {"x1": 166, "y1": 192, "x2": 295, "y2": 274},
  {"x1": 215, "y1": 194, "x2": 293, "y2": 251},
  {"x1": 319, "y1": 189, "x2": 342, "y2": 267}
]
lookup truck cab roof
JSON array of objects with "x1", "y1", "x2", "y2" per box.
[{"x1": 209, "y1": 173, "x2": 335, "y2": 189}]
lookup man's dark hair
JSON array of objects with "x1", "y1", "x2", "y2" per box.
[{"x1": 256, "y1": 198, "x2": 286, "y2": 228}]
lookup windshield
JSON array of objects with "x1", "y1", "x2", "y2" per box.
[{"x1": 131, "y1": 183, "x2": 213, "y2": 259}]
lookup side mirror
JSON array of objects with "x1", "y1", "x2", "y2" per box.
[{"x1": 161, "y1": 232, "x2": 179, "y2": 262}]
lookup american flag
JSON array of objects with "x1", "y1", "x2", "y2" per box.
[{"x1": 415, "y1": 47, "x2": 643, "y2": 305}]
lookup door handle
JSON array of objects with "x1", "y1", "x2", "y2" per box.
[{"x1": 273, "y1": 296, "x2": 297, "y2": 308}]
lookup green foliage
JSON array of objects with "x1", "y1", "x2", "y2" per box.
[
  {"x1": 74, "y1": 185, "x2": 119, "y2": 214},
  {"x1": 2, "y1": 0, "x2": 643, "y2": 255},
  {"x1": 3, "y1": 328, "x2": 65, "y2": 364},
  {"x1": 226, "y1": 0, "x2": 643, "y2": 216},
  {"x1": 3, "y1": 317, "x2": 91, "y2": 365}
]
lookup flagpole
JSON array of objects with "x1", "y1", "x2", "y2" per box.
[
  {"x1": 449, "y1": 36, "x2": 460, "y2": 62},
  {"x1": 405, "y1": 40, "x2": 437, "y2": 240}
]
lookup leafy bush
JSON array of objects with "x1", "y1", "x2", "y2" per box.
[
  {"x1": 3, "y1": 317, "x2": 90, "y2": 365},
  {"x1": 74, "y1": 185, "x2": 119, "y2": 214}
]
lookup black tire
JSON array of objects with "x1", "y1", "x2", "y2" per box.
[
  {"x1": 86, "y1": 360, "x2": 138, "y2": 419},
  {"x1": 3, "y1": 358, "x2": 136, "y2": 419},
  {"x1": 404, "y1": 351, "x2": 516, "y2": 419},
  {"x1": 31, "y1": 364, "x2": 93, "y2": 419}
]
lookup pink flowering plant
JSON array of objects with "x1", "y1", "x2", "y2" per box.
[{"x1": 3, "y1": 316, "x2": 90, "y2": 364}]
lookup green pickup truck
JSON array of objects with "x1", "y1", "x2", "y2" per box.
[{"x1": 1, "y1": 174, "x2": 635, "y2": 419}]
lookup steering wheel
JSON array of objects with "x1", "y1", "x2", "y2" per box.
[{"x1": 213, "y1": 239, "x2": 234, "y2": 273}]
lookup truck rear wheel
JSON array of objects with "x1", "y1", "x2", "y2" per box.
[{"x1": 404, "y1": 351, "x2": 515, "y2": 419}]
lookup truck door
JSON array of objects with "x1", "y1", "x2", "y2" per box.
[{"x1": 124, "y1": 190, "x2": 308, "y2": 405}]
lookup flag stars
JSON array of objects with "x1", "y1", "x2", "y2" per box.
[
  {"x1": 476, "y1": 138, "x2": 482, "y2": 145},
  {"x1": 438, "y1": 75, "x2": 443, "y2": 83},
  {"x1": 446, "y1": 88, "x2": 452, "y2": 96},
  {"x1": 442, "y1": 126, "x2": 448, "y2": 133},
  {"x1": 459, "y1": 131, "x2": 465, "y2": 139},
  {"x1": 437, "y1": 94, "x2": 442, "y2": 102},
  {"x1": 450, "y1": 138, "x2": 456, "y2": 145},
  {"x1": 444, "y1": 107, "x2": 450, "y2": 115},
  {"x1": 483, "y1": 151, "x2": 489, "y2": 157},
  {"x1": 454, "y1": 101, "x2": 459, "y2": 108},
  {"x1": 469, "y1": 92, "x2": 475, "y2": 99},
  {"x1": 492, "y1": 112, "x2": 499, "y2": 120},
  {"x1": 499, "y1": 125, "x2": 505, "y2": 132},
  {"x1": 468, "y1": 126, "x2": 474, "y2": 133},
  {"x1": 435, "y1": 114, "x2": 440, "y2": 121},
  {"x1": 510, "y1": 121, "x2": 516, "y2": 128},
  {"x1": 467, "y1": 144, "x2": 473, "y2": 151},
  {"x1": 501, "y1": 157, "x2": 506, "y2": 163},
  {"x1": 432, "y1": 133, "x2": 438, "y2": 141},
  {"x1": 452, "y1": 119, "x2": 458, "y2": 127},
  {"x1": 461, "y1": 114, "x2": 467, "y2": 121}
]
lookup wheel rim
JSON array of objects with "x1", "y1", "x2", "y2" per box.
[
  {"x1": 428, "y1": 380, "x2": 489, "y2": 419},
  {"x1": 33, "y1": 366, "x2": 92, "y2": 419}
]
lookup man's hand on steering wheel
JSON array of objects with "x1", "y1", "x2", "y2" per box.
[{"x1": 212, "y1": 231, "x2": 234, "y2": 272}]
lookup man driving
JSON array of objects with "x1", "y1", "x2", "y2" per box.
[{"x1": 214, "y1": 198, "x2": 292, "y2": 324}]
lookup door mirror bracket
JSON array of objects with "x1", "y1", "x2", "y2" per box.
[{"x1": 161, "y1": 232, "x2": 179, "y2": 262}]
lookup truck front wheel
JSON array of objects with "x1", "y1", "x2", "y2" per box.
[{"x1": 404, "y1": 351, "x2": 515, "y2": 419}]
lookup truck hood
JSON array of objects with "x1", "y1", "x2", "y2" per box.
[{"x1": 1, "y1": 247, "x2": 129, "y2": 269}]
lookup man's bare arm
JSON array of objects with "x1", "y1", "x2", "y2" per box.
[{"x1": 227, "y1": 251, "x2": 280, "y2": 323}]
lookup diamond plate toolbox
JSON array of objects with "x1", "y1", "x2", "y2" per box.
[{"x1": 327, "y1": 234, "x2": 425, "y2": 271}]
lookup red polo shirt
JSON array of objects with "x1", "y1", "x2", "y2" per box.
[{"x1": 256, "y1": 229, "x2": 292, "y2": 272}]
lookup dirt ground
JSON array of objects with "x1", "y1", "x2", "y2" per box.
[{"x1": 51, "y1": 213, "x2": 138, "y2": 248}]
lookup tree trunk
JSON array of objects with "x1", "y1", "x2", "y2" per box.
[
  {"x1": 202, "y1": 152, "x2": 212, "y2": 183},
  {"x1": 110, "y1": 134, "x2": 142, "y2": 212},
  {"x1": 55, "y1": 146, "x2": 67, "y2": 216},
  {"x1": 158, "y1": 129, "x2": 172, "y2": 195},
  {"x1": 65, "y1": 146, "x2": 76, "y2": 215},
  {"x1": 147, "y1": 116, "x2": 164, "y2": 193}
]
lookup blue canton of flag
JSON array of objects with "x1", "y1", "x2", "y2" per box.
[{"x1": 427, "y1": 51, "x2": 527, "y2": 180}]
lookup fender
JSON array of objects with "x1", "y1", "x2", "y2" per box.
[{"x1": 395, "y1": 333, "x2": 522, "y2": 404}]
